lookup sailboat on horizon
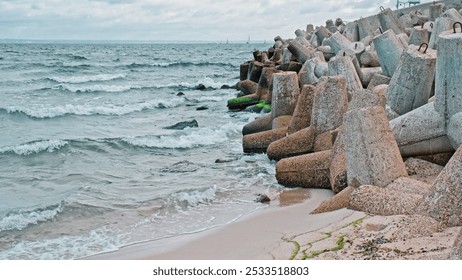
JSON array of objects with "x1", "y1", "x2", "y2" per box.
[{"x1": 246, "y1": 35, "x2": 250, "y2": 44}]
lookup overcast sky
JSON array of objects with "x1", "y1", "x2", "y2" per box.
[{"x1": 0, "y1": 0, "x2": 433, "y2": 42}]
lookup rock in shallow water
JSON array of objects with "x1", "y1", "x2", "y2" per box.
[{"x1": 164, "y1": 119, "x2": 199, "y2": 130}]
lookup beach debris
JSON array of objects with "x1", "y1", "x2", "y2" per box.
[{"x1": 196, "y1": 106, "x2": 209, "y2": 111}]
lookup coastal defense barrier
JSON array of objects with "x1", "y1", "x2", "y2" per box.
[{"x1": 226, "y1": 0, "x2": 462, "y2": 256}]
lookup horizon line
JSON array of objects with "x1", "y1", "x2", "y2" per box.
[{"x1": 0, "y1": 38, "x2": 274, "y2": 44}]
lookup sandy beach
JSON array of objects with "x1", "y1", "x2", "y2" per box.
[{"x1": 86, "y1": 185, "x2": 460, "y2": 260}]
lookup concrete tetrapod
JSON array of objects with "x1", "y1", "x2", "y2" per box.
[
  {"x1": 386, "y1": 44, "x2": 437, "y2": 115},
  {"x1": 287, "y1": 39, "x2": 314, "y2": 64},
  {"x1": 275, "y1": 150, "x2": 332, "y2": 188},
  {"x1": 377, "y1": 7, "x2": 406, "y2": 35},
  {"x1": 434, "y1": 24, "x2": 462, "y2": 125},
  {"x1": 322, "y1": 31, "x2": 353, "y2": 54},
  {"x1": 310, "y1": 76, "x2": 349, "y2": 136},
  {"x1": 344, "y1": 106, "x2": 408, "y2": 187},
  {"x1": 389, "y1": 102, "x2": 454, "y2": 157},
  {"x1": 428, "y1": 16, "x2": 452, "y2": 50},
  {"x1": 373, "y1": 29, "x2": 405, "y2": 77},
  {"x1": 271, "y1": 72, "x2": 300, "y2": 119},
  {"x1": 408, "y1": 26, "x2": 430, "y2": 46},
  {"x1": 420, "y1": 145, "x2": 462, "y2": 227},
  {"x1": 242, "y1": 72, "x2": 300, "y2": 153},
  {"x1": 327, "y1": 55, "x2": 362, "y2": 99}
]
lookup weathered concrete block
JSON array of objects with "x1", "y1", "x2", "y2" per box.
[
  {"x1": 366, "y1": 72, "x2": 390, "y2": 90},
  {"x1": 404, "y1": 157, "x2": 444, "y2": 184},
  {"x1": 281, "y1": 47, "x2": 292, "y2": 64},
  {"x1": 344, "y1": 106, "x2": 407, "y2": 187},
  {"x1": 322, "y1": 31, "x2": 353, "y2": 54},
  {"x1": 310, "y1": 76, "x2": 348, "y2": 136},
  {"x1": 288, "y1": 39, "x2": 315, "y2": 64},
  {"x1": 434, "y1": 27, "x2": 462, "y2": 125},
  {"x1": 420, "y1": 145, "x2": 462, "y2": 226},
  {"x1": 348, "y1": 41, "x2": 365, "y2": 62},
  {"x1": 313, "y1": 129, "x2": 336, "y2": 152},
  {"x1": 399, "y1": 13, "x2": 413, "y2": 29},
  {"x1": 373, "y1": 29, "x2": 405, "y2": 77},
  {"x1": 349, "y1": 177, "x2": 430, "y2": 216},
  {"x1": 360, "y1": 67, "x2": 383, "y2": 88},
  {"x1": 360, "y1": 50, "x2": 381, "y2": 67},
  {"x1": 255, "y1": 67, "x2": 279, "y2": 101},
  {"x1": 357, "y1": 16, "x2": 381, "y2": 40},
  {"x1": 271, "y1": 72, "x2": 299, "y2": 119},
  {"x1": 430, "y1": 2, "x2": 445, "y2": 21},
  {"x1": 275, "y1": 150, "x2": 332, "y2": 188},
  {"x1": 340, "y1": 49, "x2": 364, "y2": 84},
  {"x1": 242, "y1": 113, "x2": 273, "y2": 135},
  {"x1": 428, "y1": 16, "x2": 452, "y2": 50},
  {"x1": 447, "y1": 112, "x2": 462, "y2": 149},
  {"x1": 236, "y1": 79, "x2": 258, "y2": 96},
  {"x1": 451, "y1": 228, "x2": 462, "y2": 259},
  {"x1": 378, "y1": 7, "x2": 406, "y2": 35},
  {"x1": 242, "y1": 127, "x2": 288, "y2": 153},
  {"x1": 270, "y1": 48, "x2": 283, "y2": 63},
  {"x1": 344, "y1": 21, "x2": 359, "y2": 42},
  {"x1": 298, "y1": 58, "x2": 319, "y2": 86},
  {"x1": 386, "y1": 44, "x2": 437, "y2": 115},
  {"x1": 327, "y1": 55, "x2": 362, "y2": 98},
  {"x1": 329, "y1": 128, "x2": 347, "y2": 193},
  {"x1": 390, "y1": 102, "x2": 454, "y2": 157},
  {"x1": 248, "y1": 61, "x2": 264, "y2": 83},
  {"x1": 287, "y1": 85, "x2": 315, "y2": 134},
  {"x1": 272, "y1": 115, "x2": 292, "y2": 129},
  {"x1": 349, "y1": 89, "x2": 383, "y2": 111},
  {"x1": 311, "y1": 186, "x2": 353, "y2": 214},
  {"x1": 410, "y1": 11, "x2": 428, "y2": 27},
  {"x1": 314, "y1": 61, "x2": 328, "y2": 78},
  {"x1": 315, "y1": 26, "x2": 332, "y2": 46},
  {"x1": 443, "y1": 8, "x2": 462, "y2": 22},
  {"x1": 240, "y1": 62, "x2": 250, "y2": 81},
  {"x1": 409, "y1": 26, "x2": 430, "y2": 46},
  {"x1": 267, "y1": 126, "x2": 315, "y2": 161}
]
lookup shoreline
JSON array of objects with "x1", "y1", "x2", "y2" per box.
[{"x1": 85, "y1": 189, "x2": 337, "y2": 260}]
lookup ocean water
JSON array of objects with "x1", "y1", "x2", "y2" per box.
[{"x1": 0, "y1": 42, "x2": 280, "y2": 259}]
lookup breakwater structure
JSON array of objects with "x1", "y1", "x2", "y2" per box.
[{"x1": 227, "y1": 0, "x2": 462, "y2": 259}]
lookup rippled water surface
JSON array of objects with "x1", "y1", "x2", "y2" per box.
[{"x1": 0, "y1": 42, "x2": 279, "y2": 259}]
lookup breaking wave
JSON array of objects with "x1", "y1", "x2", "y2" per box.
[
  {"x1": 0, "y1": 204, "x2": 64, "y2": 232},
  {"x1": 0, "y1": 140, "x2": 69, "y2": 156},
  {"x1": 47, "y1": 74, "x2": 126, "y2": 84},
  {"x1": 0, "y1": 98, "x2": 184, "y2": 118},
  {"x1": 122, "y1": 123, "x2": 241, "y2": 149}
]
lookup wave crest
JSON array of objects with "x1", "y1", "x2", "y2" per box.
[
  {"x1": 47, "y1": 74, "x2": 126, "y2": 84},
  {"x1": 1, "y1": 98, "x2": 183, "y2": 118},
  {"x1": 122, "y1": 128, "x2": 229, "y2": 149},
  {"x1": 0, "y1": 204, "x2": 64, "y2": 232},
  {"x1": 0, "y1": 140, "x2": 69, "y2": 156}
]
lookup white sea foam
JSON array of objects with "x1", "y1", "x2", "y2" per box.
[
  {"x1": 49, "y1": 73, "x2": 126, "y2": 84},
  {"x1": 3, "y1": 98, "x2": 183, "y2": 118},
  {"x1": 158, "y1": 77, "x2": 229, "y2": 89},
  {"x1": 0, "y1": 204, "x2": 64, "y2": 232},
  {"x1": 173, "y1": 186, "x2": 218, "y2": 208},
  {"x1": 0, "y1": 140, "x2": 69, "y2": 156},
  {"x1": 56, "y1": 83, "x2": 138, "y2": 93},
  {"x1": 123, "y1": 122, "x2": 241, "y2": 149},
  {"x1": 0, "y1": 228, "x2": 123, "y2": 260}
]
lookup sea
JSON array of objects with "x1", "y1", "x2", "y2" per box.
[{"x1": 0, "y1": 41, "x2": 280, "y2": 259}]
